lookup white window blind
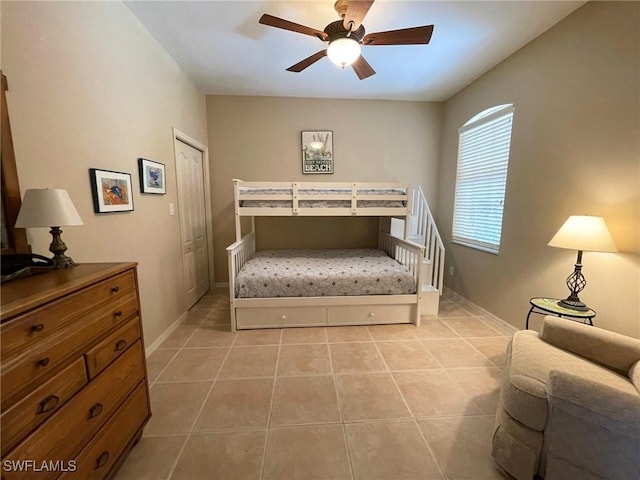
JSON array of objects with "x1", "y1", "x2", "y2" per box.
[{"x1": 452, "y1": 104, "x2": 514, "y2": 254}]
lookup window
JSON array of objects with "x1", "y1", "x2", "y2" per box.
[{"x1": 452, "y1": 104, "x2": 514, "y2": 254}]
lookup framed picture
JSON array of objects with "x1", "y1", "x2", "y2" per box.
[
  {"x1": 138, "y1": 158, "x2": 166, "y2": 194},
  {"x1": 302, "y1": 131, "x2": 333, "y2": 174},
  {"x1": 89, "y1": 168, "x2": 134, "y2": 213}
]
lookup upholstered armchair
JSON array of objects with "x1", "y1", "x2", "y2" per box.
[{"x1": 492, "y1": 316, "x2": 640, "y2": 480}]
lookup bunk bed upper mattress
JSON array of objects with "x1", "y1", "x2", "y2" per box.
[
  {"x1": 238, "y1": 187, "x2": 406, "y2": 208},
  {"x1": 235, "y1": 249, "x2": 416, "y2": 298}
]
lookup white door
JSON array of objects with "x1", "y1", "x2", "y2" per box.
[{"x1": 175, "y1": 139, "x2": 210, "y2": 308}]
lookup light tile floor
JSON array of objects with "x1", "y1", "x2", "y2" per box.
[{"x1": 115, "y1": 289, "x2": 515, "y2": 480}]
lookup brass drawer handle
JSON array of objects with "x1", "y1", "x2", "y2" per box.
[
  {"x1": 111, "y1": 286, "x2": 120, "y2": 294},
  {"x1": 36, "y1": 394, "x2": 60, "y2": 414},
  {"x1": 87, "y1": 402, "x2": 103, "y2": 419},
  {"x1": 114, "y1": 339, "x2": 128, "y2": 352},
  {"x1": 95, "y1": 451, "x2": 110, "y2": 469},
  {"x1": 31, "y1": 323, "x2": 45, "y2": 333},
  {"x1": 114, "y1": 310, "x2": 123, "y2": 318},
  {"x1": 37, "y1": 357, "x2": 50, "y2": 367}
]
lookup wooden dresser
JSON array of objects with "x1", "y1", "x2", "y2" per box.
[{"x1": 0, "y1": 263, "x2": 151, "y2": 480}]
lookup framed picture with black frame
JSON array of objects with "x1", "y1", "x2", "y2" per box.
[
  {"x1": 89, "y1": 168, "x2": 134, "y2": 213},
  {"x1": 138, "y1": 158, "x2": 166, "y2": 195}
]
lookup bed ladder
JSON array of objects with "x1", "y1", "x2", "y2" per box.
[{"x1": 406, "y1": 186, "x2": 445, "y2": 296}]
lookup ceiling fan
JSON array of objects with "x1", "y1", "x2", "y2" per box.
[{"x1": 259, "y1": 0, "x2": 434, "y2": 80}]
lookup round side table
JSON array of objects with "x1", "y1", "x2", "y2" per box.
[{"x1": 525, "y1": 297, "x2": 596, "y2": 329}]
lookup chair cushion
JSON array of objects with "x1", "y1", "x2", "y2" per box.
[{"x1": 502, "y1": 330, "x2": 637, "y2": 431}]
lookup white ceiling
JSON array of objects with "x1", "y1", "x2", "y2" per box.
[{"x1": 125, "y1": 0, "x2": 585, "y2": 102}]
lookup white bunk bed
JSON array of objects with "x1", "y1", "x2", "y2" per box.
[{"x1": 226, "y1": 180, "x2": 427, "y2": 331}]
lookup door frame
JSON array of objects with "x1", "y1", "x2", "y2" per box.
[{"x1": 172, "y1": 127, "x2": 215, "y2": 296}]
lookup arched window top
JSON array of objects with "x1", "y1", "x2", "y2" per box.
[{"x1": 460, "y1": 104, "x2": 514, "y2": 133}]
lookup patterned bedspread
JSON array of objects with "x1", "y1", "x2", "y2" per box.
[{"x1": 235, "y1": 249, "x2": 416, "y2": 298}]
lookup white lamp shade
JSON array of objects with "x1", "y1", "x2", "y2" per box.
[
  {"x1": 327, "y1": 37, "x2": 361, "y2": 67},
  {"x1": 548, "y1": 215, "x2": 617, "y2": 253},
  {"x1": 15, "y1": 188, "x2": 83, "y2": 228}
]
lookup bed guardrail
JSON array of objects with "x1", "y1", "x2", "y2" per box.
[
  {"x1": 227, "y1": 231, "x2": 256, "y2": 294},
  {"x1": 232, "y1": 179, "x2": 410, "y2": 225},
  {"x1": 378, "y1": 232, "x2": 425, "y2": 296}
]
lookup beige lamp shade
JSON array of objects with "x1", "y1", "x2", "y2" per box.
[
  {"x1": 548, "y1": 215, "x2": 617, "y2": 252},
  {"x1": 15, "y1": 188, "x2": 83, "y2": 228}
]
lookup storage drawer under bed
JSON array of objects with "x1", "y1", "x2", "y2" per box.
[
  {"x1": 327, "y1": 304, "x2": 412, "y2": 325},
  {"x1": 236, "y1": 306, "x2": 326, "y2": 329}
]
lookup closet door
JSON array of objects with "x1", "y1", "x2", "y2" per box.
[{"x1": 175, "y1": 139, "x2": 210, "y2": 308}]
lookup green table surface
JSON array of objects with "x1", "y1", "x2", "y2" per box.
[{"x1": 530, "y1": 297, "x2": 595, "y2": 317}]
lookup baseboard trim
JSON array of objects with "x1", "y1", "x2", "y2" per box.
[
  {"x1": 214, "y1": 282, "x2": 229, "y2": 288},
  {"x1": 145, "y1": 310, "x2": 189, "y2": 357},
  {"x1": 443, "y1": 287, "x2": 517, "y2": 334}
]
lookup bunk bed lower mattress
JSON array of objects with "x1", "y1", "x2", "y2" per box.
[{"x1": 235, "y1": 249, "x2": 416, "y2": 298}]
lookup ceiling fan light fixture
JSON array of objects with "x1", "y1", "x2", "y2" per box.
[{"x1": 327, "y1": 37, "x2": 361, "y2": 68}]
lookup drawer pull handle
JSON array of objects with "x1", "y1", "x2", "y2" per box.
[
  {"x1": 111, "y1": 286, "x2": 120, "y2": 294},
  {"x1": 87, "y1": 402, "x2": 104, "y2": 419},
  {"x1": 114, "y1": 339, "x2": 128, "y2": 352},
  {"x1": 37, "y1": 394, "x2": 60, "y2": 414},
  {"x1": 114, "y1": 310, "x2": 123, "y2": 318},
  {"x1": 31, "y1": 323, "x2": 45, "y2": 333},
  {"x1": 95, "y1": 451, "x2": 110, "y2": 469},
  {"x1": 37, "y1": 357, "x2": 50, "y2": 367},
  {"x1": 281, "y1": 315, "x2": 286, "y2": 320}
]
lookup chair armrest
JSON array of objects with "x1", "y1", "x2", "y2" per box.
[
  {"x1": 546, "y1": 370, "x2": 640, "y2": 479},
  {"x1": 540, "y1": 316, "x2": 640, "y2": 374},
  {"x1": 547, "y1": 370, "x2": 640, "y2": 434},
  {"x1": 630, "y1": 361, "x2": 640, "y2": 394}
]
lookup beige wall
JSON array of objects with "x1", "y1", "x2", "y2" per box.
[
  {"x1": 2, "y1": 2, "x2": 208, "y2": 346},
  {"x1": 207, "y1": 95, "x2": 442, "y2": 281},
  {"x1": 437, "y1": 2, "x2": 640, "y2": 336}
]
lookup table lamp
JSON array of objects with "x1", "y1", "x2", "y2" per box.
[
  {"x1": 548, "y1": 215, "x2": 617, "y2": 311},
  {"x1": 15, "y1": 188, "x2": 84, "y2": 269}
]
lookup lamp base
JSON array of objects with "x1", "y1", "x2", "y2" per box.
[
  {"x1": 49, "y1": 226, "x2": 76, "y2": 269},
  {"x1": 51, "y1": 253, "x2": 76, "y2": 269},
  {"x1": 557, "y1": 298, "x2": 589, "y2": 312},
  {"x1": 559, "y1": 251, "x2": 588, "y2": 311}
]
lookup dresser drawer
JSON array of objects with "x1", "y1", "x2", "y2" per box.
[
  {"x1": 3, "y1": 341, "x2": 145, "y2": 480},
  {"x1": 327, "y1": 304, "x2": 412, "y2": 325},
  {"x1": 236, "y1": 306, "x2": 326, "y2": 328},
  {"x1": 60, "y1": 383, "x2": 149, "y2": 480},
  {"x1": 85, "y1": 317, "x2": 141, "y2": 379},
  {"x1": 0, "y1": 357, "x2": 87, "y2": 456},
  {"x1": 1, "y1": 271, "x2": 136, "y2": 361},
  {"x1": 1, "y1": 294, "x2": 139, "y2": 409}
]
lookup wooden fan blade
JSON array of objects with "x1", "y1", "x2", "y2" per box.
[
  {"x1": 352, "y1": 55, "x2": 376, "y2": 80},
  {"x1": 343, "y1": 0, "x2": 375, "y2": 31},
  {"x1": 259, "y1": 14, "x2": 328, "y2": 40},
  {"x1": 286, "y1": 50, "x2": 328, "y2": 73},
  {"x1": 363, "y1": 25, "x2": 434, "y2": 45}
]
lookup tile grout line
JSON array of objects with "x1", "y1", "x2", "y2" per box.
[
  {"x1": 164, "y1": 321, "x2": 238, "y2": 480},
  {"x1": 147, "y1": 349, "x2": 182, "y2": 389},
  {"x1": 327, "y1": 329, "x2": 356, "y2": 480},
  {"x1": 259, "y1": 328, "x2": 284, "y2": 480},
  {"x1": 459, "y1": 335, "x2": 505, "y2": 369},
  {"x1": 370, "y1": 332, "x2": 449, "y2": 480}
]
